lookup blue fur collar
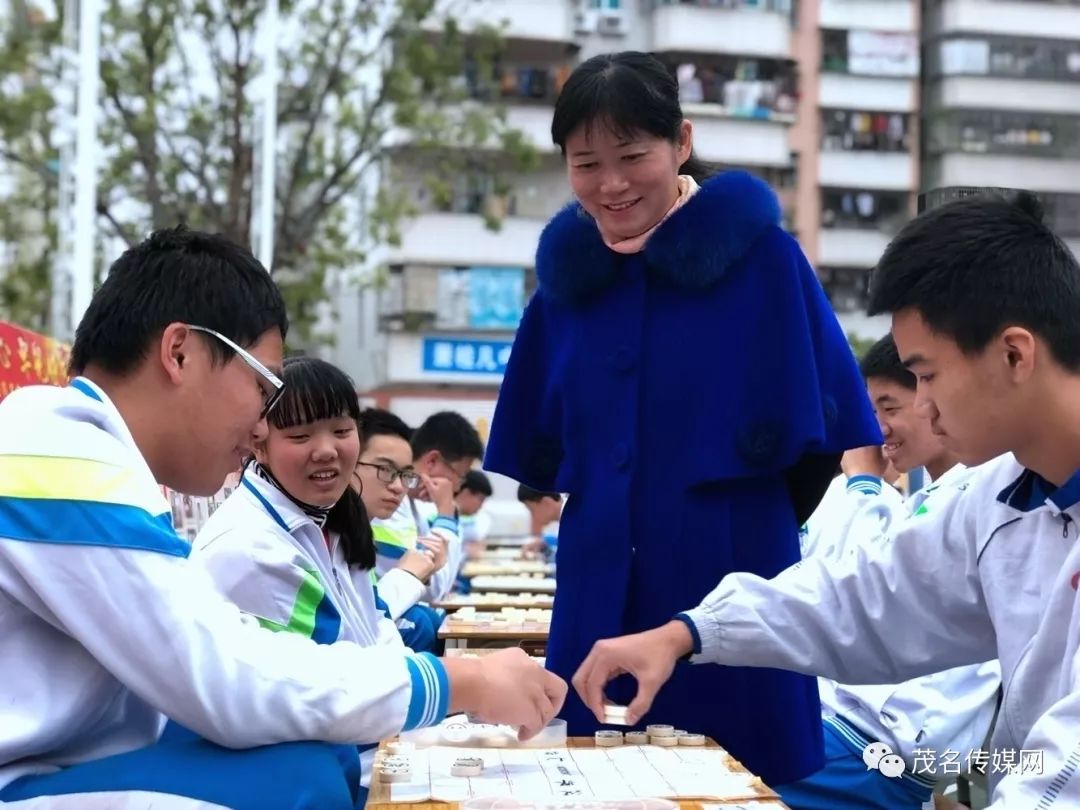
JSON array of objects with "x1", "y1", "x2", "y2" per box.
[{"x1": 535, "y1": 170, "x2": 781, "y2": 304}]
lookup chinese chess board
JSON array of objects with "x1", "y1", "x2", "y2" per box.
[{"x1": 379, "y1": 745, "x2": 778, "y2": 804}]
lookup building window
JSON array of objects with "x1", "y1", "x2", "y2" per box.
[
  {"x1": 822, "y1": 29, "x2": 920, "y2": 77},
  {"x1": 670, "y1": 56, "x2": 798, "y2": 117},
  {"x1": 929, "y1": 34, "x2": 1080, "y2": 82},
  {"x1": 589, "y1": 0, "x2": 621, "y2": 8},
  {"x1": 821, "y1": 189, "x2": 909, "y2": 231},
  {"x1": 818, "y1": 267, "x2": 871, "y2": 314},
  {"x1": 647, "y1": 0, "x2": 793, "y2": 14},
  {"x1": 925, "y1": 109, "x2": 1080, "y2": 159},
  {"x1": 821, "y1": 110, "x2": 911, "y2": 152},
  {"x1": 464, "y1": 57, "x2": 573, "y2": 104}
]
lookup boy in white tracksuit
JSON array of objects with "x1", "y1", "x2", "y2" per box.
[
  {"x1": 371, "y1": 412, "x2": 483, "y2": 648},
  {"x1": 573, "y1": 192, "x2": 1080, "y2": 808},
  {"x1": 0, "y1": 229, "x2": 565, "y2": 809},
  {"x1": 782, "y1": 334, "x2": 1000, "y2": 810}
]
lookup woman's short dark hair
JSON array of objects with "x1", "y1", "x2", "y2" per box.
[{"x1": 551, "y1": 51, "x2": 712, "y2": 183}]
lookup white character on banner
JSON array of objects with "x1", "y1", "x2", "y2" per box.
[
  {"x1": 476, "y1": 344, "x2": 498, "y2": 372},
  {"x1": 432, "y1": 341, "x2": 454, "y2": 369},
  {"x1": 497, "y1": 345, "x2": 512, "y2": 367},
  {"x1": 454, "y1": 343, "x2": 476, "y2": 371}
]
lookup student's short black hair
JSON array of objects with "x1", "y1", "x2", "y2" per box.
[
  {"x1": 460, "y1": 470, "x2": 493, "y2": 497},
  {"x1": 517, "y1": 484, "x2": 562, "y2": 503},
  {"x1": 859, "y1": 334, "x2": 915, "y2": 391},
  {"x1": 868, "y1": 192, "x2": 1080, "y2": 371},
  {"x1": 411, "y1": 411, "x2": 484, "y2": 462},
  {"x1": 358, "y1": 408, "x2": 413, "y2": 445},
  {"x1": 70, "y1": 226, "x2": 288, "y2": 375}
]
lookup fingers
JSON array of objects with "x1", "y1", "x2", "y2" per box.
[
  {"x1": 544, "y1": 670, "x2": 569, "y2": 716},
  {"x1": 626, "y1": 674, "x2": 663, "y2": 727},
  {"x1": 572, "y1": 647, "x2": 610, "y2": 724},
  {"x1": 518, "y1": 679, "x2": 558, "y2": 742}
]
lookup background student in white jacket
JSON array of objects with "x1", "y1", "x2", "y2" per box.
[
  {"x1": 354, "y1": 409, "x2": 441, "y2": 593},
  {"x1": 371, "y1": 411, "x2": 482, "y2": 650},
  {"x1": 572, "y1": 192, "x2": 1080, "y2": 809},
  {"x1": 0, "y1": 228, "x2": 566, "y2": 810},
  {"x1": 782, "y1": 333, "x2": 1001, "y2": 810}
]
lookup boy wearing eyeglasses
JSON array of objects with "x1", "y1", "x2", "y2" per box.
[
  {"x1": 0, "y1": 228, "x2": 566, "y2": 809},
  {"x1": 354, "y1": 408, "x2": 443, "y2": 618},
  {"x1": 370, "y1": 411, "x2": 484, "y2": 615}
]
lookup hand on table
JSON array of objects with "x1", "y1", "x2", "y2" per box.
[{"x1": 446, "y1": 647, "x2": 568, "y2": 741}]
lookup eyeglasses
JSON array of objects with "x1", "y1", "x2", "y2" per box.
[
  {"x1": 357, "y1": 462, "x2": 421, "y2": 490},
  {"x1": 187, "y1": 324, "x2": 285, "y2": 418}
]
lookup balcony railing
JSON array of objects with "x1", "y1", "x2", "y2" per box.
[
  {"x1": 648, "y1": 0, "x2": 793, "y2": 15},
  {"x1": 671, "y1": 57, "x2": 798, "y2": 118},
  {"x1": 926, "y1": 34, "x2": 1080, "y2": 82},
  {"x1": 821, "y1": 189, "x2": 909, "y2": 230},
  {"x1": 822, "y1": 109, "x2": 912, "y2": 152},
  {"x1": 925, "y1": 109, "x2": 1080, "y2": 159}
]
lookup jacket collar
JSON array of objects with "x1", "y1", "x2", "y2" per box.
[
  {"x1": 240, "y1": 469, "x2": 313, "y2": 533},
  {"x1": 998, "y1": 467, "x2": 1080, "y2": 514},
  {"x1": 535, "y1": 170, "x2": 782, "y2": 305}
]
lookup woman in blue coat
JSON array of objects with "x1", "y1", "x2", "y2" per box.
[{"x1": 485, "y1": 51, "x2": 881, "y2": 787}]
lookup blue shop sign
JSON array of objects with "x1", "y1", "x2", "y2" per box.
[{"x1": 422, "y1": 337, "x2": 513, "y2": 376}]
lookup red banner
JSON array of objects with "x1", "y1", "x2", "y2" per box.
[{"x1": 0, "y1": 321, "x2": 71, "y2": 402}]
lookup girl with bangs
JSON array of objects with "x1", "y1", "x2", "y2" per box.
[
  {"x1": 191, "y1": 357, "x2": 426, "y2": 805},
  {"x1": 486, "y1": 51, "x2": 881, "y2": 789}
]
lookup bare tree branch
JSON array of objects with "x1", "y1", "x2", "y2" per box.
[{"x1": 96, "y1": 201, "x2": 139, "y2": 247}]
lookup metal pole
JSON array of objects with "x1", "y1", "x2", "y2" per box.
[
  {"x1": 71, "y1": 0, "x2": 101, "y2": 329},
  {"x1": 257, "y1": 0, "x2": 279, "y2": 272}
]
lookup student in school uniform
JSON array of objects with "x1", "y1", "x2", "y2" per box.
[
  {"x1": 0, "y1": 228, "x2": 566, "y2": 810},
  {"x1": 457, "y1": 470, "x2": 494, "y2": 551},
  {"x1": 485, "y1": 50, "x2": 881, "y2": 786},
  {"x1": 572, "y1": 192, "x2": 1080, "y2": 808},
  {"x1": 781, "y1": 334, "x2": 1001, "y2": 810},
  {"x1": 800, "y1": 458, "x2": 904, "y2": 560},
  {"x1": 191, "y1": 359, "x2": 484, "y2": 802},
  {"x1": 518, "y1": 485, "x2": 564, "y2": 557},
  {"x1": 351, "y1": 407, "x2": 444, "y2": 650},
  {"x1": 370, "y1": 412, "x2": 484, "y2": 626}
]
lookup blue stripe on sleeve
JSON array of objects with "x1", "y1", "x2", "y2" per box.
[
  {"x1": 0, "y1": 496, "x2": 189, "y2": 558},
  {"x1": 846, "y1": 474, "x2": 882, "y2": 496},
  {"x1": 311, "y1": 591, "x2": 342, "y2": 645},
  {"x1": 418, "y1": 652, "x2": 449, "y2": 727},
  {"x1": 372, "y1": 586, "x2": 394, "y2": 621},
  {"x1": 403, "y1": 656, "x2": 428, "y2": 731},
  {"x1": 430, "y1": 516, "x2": 458, "y2": 534},
  {"x1": 375, "y1": 540, "x2": 407, "y2": 560}
]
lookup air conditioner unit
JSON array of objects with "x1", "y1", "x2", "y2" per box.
[
  {"x1": 597, "y1": 12, "x2": 628, "y2": 37},
  {"x1": 573, "y1": 10, "x2": 598, "y2": 34}
]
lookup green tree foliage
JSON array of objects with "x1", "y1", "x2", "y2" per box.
[{"x1": 1, "y1": 0, "x2": 537, "y2": 341}]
